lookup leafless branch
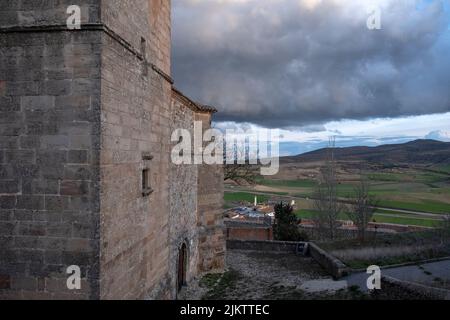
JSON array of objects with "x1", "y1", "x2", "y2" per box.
[{"x1": 347, "y1": 178, "x2": 378, "y2": 241}]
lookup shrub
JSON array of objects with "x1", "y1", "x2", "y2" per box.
[{"x1": 273, "y1": 202, "x2": 308, "y2": 241}]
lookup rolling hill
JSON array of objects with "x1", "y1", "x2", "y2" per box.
[{"x1": 282, "y1": 139, "x2": 450, "y2": 165}]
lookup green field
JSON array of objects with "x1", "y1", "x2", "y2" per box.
[
  {"x1": 252, "y1": 167, "x2": 450, "y2": 215},
  {"x1": 225, "y1": 164, "x2": 450, "y2": 226},
  {"x1": 376, "y1": 199, "x2": 450, "y2": 214},
  {"x1": 255, "y1": 178, "x2": 317, "y2": 188},
  {"x1": 432, "y1": 164, "x2": 450, "y2": 174},
  {"x1": 248, "y1": 190, "x2": 290, "y2": 196},
  {"x1": 224, "y1": 192, "x2": 269, "y2": 204},
  {"x1": 295, "y1": 209, "x2": 440, "y2": 228},
  {"x1": 367, "y1": 173, "x2": 408, "y2": 182},
  {"x1": 223, "y1": 189, "x2": 445, "y2": 227}
]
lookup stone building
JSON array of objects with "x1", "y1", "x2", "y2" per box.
[{"x1": 0, "y1": 0, "x2": 225, "y2": 299}]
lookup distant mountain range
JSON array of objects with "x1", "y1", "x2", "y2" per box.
[{"x1": 282, "y1": 139, "x2": 450, "y2": 165}]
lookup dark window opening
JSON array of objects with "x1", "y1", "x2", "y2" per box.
[
  {"x1": 142, "y1": 168, "x2": 152, "y2": 197},
  {"x1": 177, "y1": 243, "x2": 188, "y2": 292}
]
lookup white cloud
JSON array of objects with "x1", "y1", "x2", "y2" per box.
[
  {"x1": 268, "y1": 112, "x2": 450, "y2": 154},
  {"x1": 426, "y1": 130, "x2": 450, "y2": 141}
]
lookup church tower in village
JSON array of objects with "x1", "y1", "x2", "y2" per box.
[{"x1": 0, "y1": 0, "x2": 224, "y2": 300}]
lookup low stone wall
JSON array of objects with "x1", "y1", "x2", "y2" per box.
[
  {"x1": 308, "y1": 242, "x2": 351, "y2": 279},
  {"x1": 226, "y1": 227, "x2": 273, "y2": 241},
  {"x1": 227, "y1": 240, "x2": 350, "y2": 279},
  {"x1": 226, "y1": 240, "x2": 306, "y2": 254},
  {"x1": 382, "y1": 275, "x2": 450, "y2": 300}
]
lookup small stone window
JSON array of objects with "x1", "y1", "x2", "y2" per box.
[{"x1": 142, "y1": 152, "x2": 153, "y2": 197}]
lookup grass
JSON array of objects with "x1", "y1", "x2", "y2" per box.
[
  {"x1": 295, "y1": 209, "x2": 319, "y2": 219},
  {"x1": 437, "y1": 164, "x2": 450, "y2": 174},
  {"x1": 247, "y1": 190, "x2": 289, "y2": 196},
  {"x1": 343, "y1": 249, "x2": 449, "y2": 269},
  {"x1": 430, "y1": 187, "x2": 450, "y2": 195},
  {"x1": 371, "y1": 215, "x2": 439, "y2": 228},
  {"x1": 374, "y1": 208, "x2": 412, "y2": 215},
  {"x1": 224, "y1": 192, "x2": 269, "y2": 204},
  {"x1": 201, "y1": 270, "x2": 242, "y2": 300},
  {"x1": 199, "y1": 273, "x2": 222, "y2": 288},
  {"x1": 367, "y1": 173, "x2": 408, "y2": 182},
  {"x1": 256, "y1": 178, "x2": 316, "y2": 188},
  {"x1": 367, "y1": 171, "x2": 447, "y2": 184},
  {"x1": 256, "y1": 178, "x2": 450, "y2": 214},
  {"x1": 416, "y1": 172, "x2": 448, "y2": 184},
  {"x1": 376, "y1": 199, "x2": 450, "y2": 214},
  {"x1": 295, "y1": 209, "x2": 439, "y2": 227}
]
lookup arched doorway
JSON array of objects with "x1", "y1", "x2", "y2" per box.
[{"x1": 177, "y1": 242, "x2": 188, "y2": 292}]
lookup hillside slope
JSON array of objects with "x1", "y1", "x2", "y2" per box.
[{"x1": 283, "y1": 139, "x2": 450, "y2": 165}]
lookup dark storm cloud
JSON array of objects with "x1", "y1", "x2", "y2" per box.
[{"x1": 172, "y1": 0, "x2": 450, "y2": 128}]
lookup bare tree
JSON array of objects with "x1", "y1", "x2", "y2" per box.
[
  {"x1": 313, "y1": 137, "x2": 344, "y2": 240},
  {"x1": 223, "y1": 138, "x2": 258, "y2": 185},
  {"x1": 224, "y1": 163, "x2": 258, "y2": 185},
  {"x1": 438, "y1": 214, "x2": 450, "y2": 245},
  {"x1": 347, "y1": 178, "x2": 378, "y2": 242}
]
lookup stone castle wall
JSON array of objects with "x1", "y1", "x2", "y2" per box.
[
  {"x1": 98, "y1": 0, "x2": 173, "y2": 299},
  {"x1": 0, "y1": 0, "x2": 103, "y2": 299},
  {"x1": 0, "y1": 0, "x2": 224, "y2": 300},
  {"x1": 195, "y1": 113, "x2": 226, "y2": 273},
  {"x1": 169, "y1": 91, "x2": 199, "y2": 298},
  {"x1": 169, "y1": 90, "x2": 227, "y2": 296}
]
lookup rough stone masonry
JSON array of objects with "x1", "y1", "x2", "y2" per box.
[{"x1": 0, "y1": 0, "x2": 225, "y2": 299}]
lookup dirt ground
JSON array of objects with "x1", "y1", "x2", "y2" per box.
[
  {"x1": 181, "y1": 250, "x2": 330, "y2": 300},
  {"x1": 180, "y1": 250, "x2": 438, "y2": 300}
]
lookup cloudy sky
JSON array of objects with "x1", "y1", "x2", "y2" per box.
[{"x1": 172, "y1": 0, "x2": 450, "y2": 155}]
